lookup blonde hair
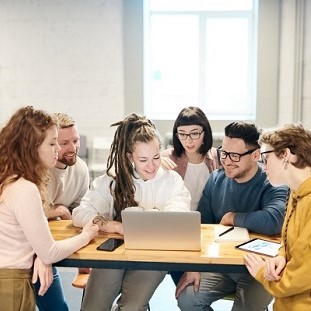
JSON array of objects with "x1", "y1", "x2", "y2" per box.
[{"x1": 52, "y1": 112, "x2": 75, "y2": 128}]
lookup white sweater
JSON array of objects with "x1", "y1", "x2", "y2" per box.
[
  {"x1": 48, "y1": 156, "x2": 89, "y2": 210},
  {"x1": 72, "y1": 167, "x2": 191, "y2": 227}
]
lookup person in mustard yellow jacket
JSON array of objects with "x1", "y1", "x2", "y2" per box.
[{"x1": 244, "y1": 123, "x2": 311, "y2": 311}]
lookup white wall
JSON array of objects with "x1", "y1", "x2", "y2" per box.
[
  {"x1": 278, "y1": 0, "x2": 310, "y2": 127},
  {"x1": 0, "y1": 0, "x2": 124, "y2": 146},
  {"x1": 0, "y1": 0, "x2": 310, "y2": 147}
]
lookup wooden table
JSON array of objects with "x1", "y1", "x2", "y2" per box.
[{"x1": 50, "y1": 220, "x2": 279, "y2": 273}]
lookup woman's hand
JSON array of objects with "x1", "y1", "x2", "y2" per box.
[
  {"x1": 101, "y1": 221, "x2": 124, "y2": 235},
  {"x1": 244, "y1": 253, "x2": 266, "y2": 278},
  {"x1": 32, "y1": 257, "x2": 53, "y2": 296},
  {"x1": 161, "y1": 157, "x2": 177, "y2": 170},
  {"x1": 92, "y1": 215, "x2": 123, "y2": 235},
  {"x1": 264, "y1": 255, "x2": 286, "y2": 281},
  {"x1": 81, "y1": 220, "x2": 99, "y2": 240}
]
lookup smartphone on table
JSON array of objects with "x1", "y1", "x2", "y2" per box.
[{"x1": 96, "y1": 238, "x2": 124, "y2": 252}]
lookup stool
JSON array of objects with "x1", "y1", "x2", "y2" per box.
[
  {"x1": 72, "y1": 272, "x2": 151, "y2": 310},
  {"x1": 72, "y1": 272, "x2": 89, "y2": 289}
]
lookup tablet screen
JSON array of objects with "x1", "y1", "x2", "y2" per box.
[{"x1": 235, "y1": 238, "x2": 281, "y2": 257}]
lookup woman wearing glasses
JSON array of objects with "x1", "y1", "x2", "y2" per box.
[
  {"x1": 161, "y1": 106, "x2": 219, "y2": 285},
  {"x1": 244, "y1": 123, "x2": 311, "y2": 311},
  {"x1": 161, "y1": 106, "x2": 219, "y2": 212}
]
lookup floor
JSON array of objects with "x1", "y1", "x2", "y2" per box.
[{"x1": 53, "y1": 267, "x2": 255, "y2": 311}]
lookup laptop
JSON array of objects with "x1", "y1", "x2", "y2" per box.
[{"x1": 121, "y1": 210, "x2": 201, "y2": 251}]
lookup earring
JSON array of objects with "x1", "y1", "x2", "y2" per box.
[{"x1": 283, "y1": 159, "x2": 289, "y2": 170}]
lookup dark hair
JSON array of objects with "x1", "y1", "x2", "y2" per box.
[
  {"x1": 0, "y1": 106, "x2": 57, "y2": 206},
  {"x1": 172, "y1": 106, "x2": 213, "y2": 157},
  {"x1": 224, "y1": 122, "x2": 260, "y2": 149},
  {"x1": 106, "y1": 113, "x2": 161, "y2": 221},
  {"x1": 260, "y1": 123, "x2": 311, "y2": 169}
]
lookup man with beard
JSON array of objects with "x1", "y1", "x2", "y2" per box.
[
  {"x1": 35, "y1": 112, "x2": 90, "y2": 311},
  {"x1": 176, "y1": 122, "x2": 288, "y2": 311},
  {"x1": 47, "y1": 112, "x2": 89, "y2": 220}
]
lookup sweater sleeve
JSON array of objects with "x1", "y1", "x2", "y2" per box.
[
  {"x1": 72, "y1": 174, "x2": 114, "y2": 227},
  {"x1": 234, "y1": 184, "x2": 288, "y2": 235},
  {"x1": 256, "y1": 223, "x2": 311, "y2": 297},
  {"x1": 255, "y1": 197, "x2": 311, "y2": 297},
  {"x1": 11, "y1": 181, "x2": 91, "y2": 265},
  {"x1": 162, "y1": 172, "x2": 191, "y2": 212}
]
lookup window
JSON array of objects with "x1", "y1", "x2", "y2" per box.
[{"x1": 144, "y1": 0, "x2": 258, "y2": 120}]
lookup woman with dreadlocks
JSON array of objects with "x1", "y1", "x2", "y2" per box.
[{"x1": 73, "y1": 113, "x2": 191, "y2": 311}]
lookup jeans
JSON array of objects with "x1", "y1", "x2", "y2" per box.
[{"x1": 34, "y1": 266, "x2": 69, "y2": 311}]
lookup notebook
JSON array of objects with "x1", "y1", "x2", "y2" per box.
[
  {"x1": 214, "y1": 225, "x2": 250, "y2": 242},
  {"x1": 121, "y1": 210, "x2": 202, "y2": 251}
]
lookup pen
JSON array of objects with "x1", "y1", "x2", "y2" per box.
[{"x1": 218, "y1": 226, "x2": 234, "y2": 237}]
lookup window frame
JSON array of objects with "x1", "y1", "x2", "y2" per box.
[{"x1": 123, "y1": 0, "x2": 280, "y2": 133}]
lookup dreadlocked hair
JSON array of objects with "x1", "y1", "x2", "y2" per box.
[
  {"x1": 106, "y1": 113, "x2": 159, "y2": 221},
  {"x1": 0, "y1": 106, "x2": 57, "y2": 213}
]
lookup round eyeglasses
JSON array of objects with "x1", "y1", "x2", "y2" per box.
[
  {"x1": 260, "y1": 150, "x2": 275, "y2": 164},
  {"x1": 217, "y1": 146, "x2": 258, "y2": 162},
  {"x1": 176, "y1": 131, "x2": 204, "y2": 141}
]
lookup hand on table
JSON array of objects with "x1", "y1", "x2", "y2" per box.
[
  {"x1": 82, "y1": 220, "x2": 99, "y2": 240},
  {"x1": 220, "y1": 212, "x2": 236, "y2": 225}
]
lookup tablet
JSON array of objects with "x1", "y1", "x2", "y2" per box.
[{"x1": 235, "y1": 238, "x2": 281, "y2": 257}]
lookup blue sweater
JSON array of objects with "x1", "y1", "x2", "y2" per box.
[{"x1": 198, "y1": 166, "x2": 288, "y2": 235}]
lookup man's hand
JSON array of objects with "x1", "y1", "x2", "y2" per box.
[
  {"x1": 220, "y1": 212, "x2": 236, "y2": 225},
  {"x1": 48, "y1": 204, "x2": 72, "y2": 220},
  {"x1": 175, "y1": 272, "x2": 201, "y2": 299},
  {"x1": 32, "y1": 257, "x2": 53, "y2": 296}
]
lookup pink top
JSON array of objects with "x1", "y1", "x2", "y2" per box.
[{"x1": 0, "y1": 177, "x2": 90, "y2": 269}]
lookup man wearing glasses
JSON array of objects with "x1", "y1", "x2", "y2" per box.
[{"x1": 176, "y1": 122, "x2": 288, "y2": 311}]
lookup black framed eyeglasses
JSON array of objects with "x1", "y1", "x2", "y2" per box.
[
  {"x1": 176, "y1": 131, "x2": 204, "y2": 141},
  {"x1": 217, "y1": 146, "x2": 258, "y2": 162},
  {"x1": 260, "y1": 150, "x2": 275, "y2": 165}
]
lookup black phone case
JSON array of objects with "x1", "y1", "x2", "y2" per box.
[{"x1": 96, "y1": 238, "x2": 124, "y2": 252}]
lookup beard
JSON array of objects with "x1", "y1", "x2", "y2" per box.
[
  {"x1": 224, "y1": 162, "x2": 255, "y2": 181},
  {"x1": 58, "y1": 153, "x2": 77, "y2": 167}
]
